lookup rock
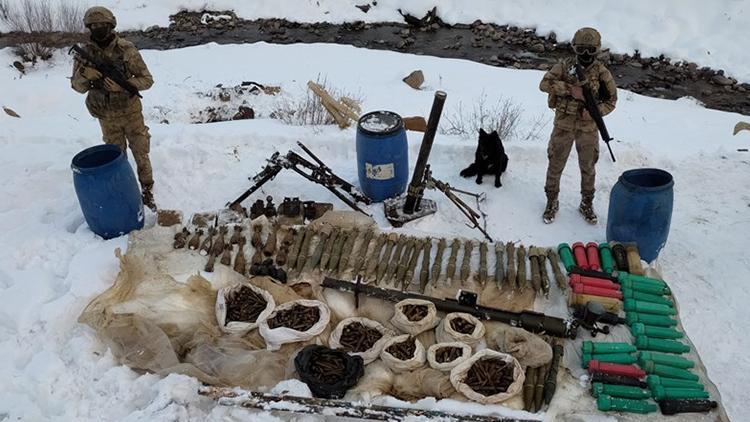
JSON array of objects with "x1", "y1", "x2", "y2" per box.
[
  {"x1": 355, "y1": 4, "x2": 371, "y2": 13},
  {"x1": 219, "y1": 91, "x2": 231, "y2": 102},
  {"x1": 701, "y1": 89, "x2": 713, "y2": 96},
  {"x1": 611, "y1": 53, "x2": 624, "y2": 64},
  {"x1": 12, "y1": 61, "x2": 25, "y2": 74},
  {"x1": 232, "y1": 106, "x2": 255, "y2": 120},
  {"x1": 3, "y1": 106, "x2": 20, "y2": 118},
  {"x1": 403, "y1": 116, "x2": 427, "y2": 132},
  {"x1": 402, "y1": 70, "x2": 424, "y2": 90},
  {"x1": 530, "y1": 43, "x2": 545, "y2": 53},
  {"x1": 712, "y1": 74, "x2": 734, "y2": 86}
]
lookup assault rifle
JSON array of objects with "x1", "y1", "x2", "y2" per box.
[
  {"x1": 69, "y1": 44, "x2": 142, "y2": 98},
  {"x1": 228, "y1": 142, "x2": 372, "y2": 215},
  {"x1": 575, "y1": 63, "x2": 616, "y2": 162}
]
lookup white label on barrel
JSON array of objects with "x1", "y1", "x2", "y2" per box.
[{"x1": 366, "y1": 162, "x2": 395, "y2": 180}]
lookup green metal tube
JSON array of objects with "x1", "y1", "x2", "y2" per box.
[
  {"x1": 619, "y1": 279, "x2": 671, "y2": 296},
  {"x1": 641, "y1": 360, "x2": 699, "y2": 381},
  {"x1": 638, "y1": 352, "x2": 694, "y2": 369},
  {"x1": 621, "y1": 288, "x2": 674, "y2": 307},
  {"x1": 592, "y1": 383, "x2": 650, "y2": 399},
  {"x1": 626, "y1": 312, "x2": 678, "y2": 328},
  {"x1": 596, "y1": 395, "x2": 657, "y2": 414},
  {"x1": 583, "y1": 353, "x2": 637, "y2": 368},
  {"x1": 647, "y1": 375, "x2": 703, "y2": 391},
  {"x1": 630, "y1": 323, "x2": 684, "y2": 340},
  {"x1": 582, "y1": 341, "x2": 636, "y2": 355},
  {"x1": 618, "y1": 272, "x2": 669, "y2": 287},
  {"x1": 651, "y1": 385, "x2": 709, "y2": 401},
  {"x1": 635, "y1": 336, "x2": 690, "y2": 354},
  {"x1": 557, "y1": 243, "x2": 575, "y2": 271},
  {"x1": 624, "y1": 299, "x2": 675, "y2": 316},
  {"x1": 598, "y1": 243, "x2": 615, "y2": 274}
]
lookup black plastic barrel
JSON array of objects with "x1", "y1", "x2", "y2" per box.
[
  {"x1": 606, "y1": 169, "x2": 674, "y2": 262},
  {"x1": 356, "y1": 111, "x2": 409, "y2": 202},
  {"x1": 71, "y1": 144, "x2": 144, "y2": 239}
]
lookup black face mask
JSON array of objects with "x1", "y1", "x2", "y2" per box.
[
  {"x1": 577, "y1": 52, "x2": 595, "y2": 67},
  {"x1": 90, "y1": 26, "x2": 114, "y2": 45}
]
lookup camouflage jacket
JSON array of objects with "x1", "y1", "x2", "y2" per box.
[
  {"x1": 539, "y1": 58, "x2": 617, "y2": 132},
  {"x1": 71, "y1": 35, "x2": 153, "y2": 119}
]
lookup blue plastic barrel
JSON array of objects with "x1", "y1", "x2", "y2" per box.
[
  {"x1": 606, "y1": 168, "x2": 674, "y2": 262},
  {"x1": 356, "y1": 111, "x2": 409, "y2": 202},
  {"x1": 71, "y1": 144, "x2": 144, "y2": 239}
]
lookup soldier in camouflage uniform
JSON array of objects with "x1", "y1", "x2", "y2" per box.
[
  {"x1": 71, "y1": 7, "x2": 156, "y2": 210},
  {"x1": 539, "y1": 27, "x2": 617, "y2": 224}
]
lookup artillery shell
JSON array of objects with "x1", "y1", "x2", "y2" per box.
[
  {"x1": 404, "y1": 239, "x2": 424, "y2": 291},
  {"x1": 327, "y1": 228, "x2": 347, "y2": 272},
  {"x1": 446, "y1": 238, "x2": 461, "y2": 281},
  {"x1": 460, "y1": 240, "x2": 474, "y2": 284},
  {"x1": 395, "y1": 237, "x2": 416, "y2": 288},
  {"x1": 220, "y1": 244, "x2": 233, "y2": 266},
  {"x1": 250, "y1": 225, "x2": 263, "y2": 249},
  {"x1": 529, "y1": 247, "x2": 542, "y2": 293},
  {"x1": 199, "y1": 226, "x2": 216, "y2": 256},
  {"x1": 229, "y1": 225, "x2": 243, "y2": 245},
  {"x1": 495, "y1": 242, "x2": 505, "y2": 287},
  {"x1": 364, "y1": 233, "x2": 387, "y2": 281},
  {"x1": 305, "y1": 226, "x2": 331, "y2": 272},
  {"x1": 546, "y1": 248, "x2": 567, "y2": 291},
  {"x1": 385, "y1": 234, "x2": 407, "y2": 284},
  {"x1": 478, "y1": 242, "x2": 488, "y2": 285},
  {"x1": 275, "y1": 228, "x2": 295, "y2": 267},
  {"x1": 212, "y1": 226, "x2": 228, "y2": 257},
  {"x1": 295, "y1": 226, "x2": 316, "y2": 275},
  {"x1": 286, "y1": 226, "x2": 306, "y2": 270},
  {"x1": 188, "y1": 229, "x2": 203, "y2": 250},
  {"x1": 351, "y1": 230, "x2": 374, "y2": 276},
  {"x1": 337, "y1": 228, "x2": 360, "y2": 275},
  {"x1": 523, "y1": 366, "x2": 538, "y2": 412},
  {"x1": 173, "y1": 227, "x2": 189, "y2": 249},
  {"x1": 431, "y1": 238, "x2": 447, "y2": 286},
  {"x1": 506, "y1": 242, "x2": 517, "y2": 289},
  {"x1": 233, "y1": 237, "x2": 247, "y2": 275},
  {"x1": 319, "y1": 227, "x2": 340, "y2": 271},
  {"x1": 376, "y1": 233, "x2": 400, "y2": 284},
  {"x1": 539, "y1": 253, "x2": 551, "y2": 298},
  {"x1": 419, "y1": 238, "x2": 432, "y2": 292},
  {"x1": 204, "y1": 250, "x2": 217, "y2": 272},
  {"x1": 263, "y1": 224, "x2": 278, "y2": 257},
  {"x1": 517, "y1": 245, "x2": 527, "y2": 290}
]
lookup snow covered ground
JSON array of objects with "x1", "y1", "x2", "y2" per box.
[
  {"x1": 1, "y1": 40, "x2": 749, "y2": 421},
  {"x1": 2, "y1": 0, "x2": 748, "y2": 82}
]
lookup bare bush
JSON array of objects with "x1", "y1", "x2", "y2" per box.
[
  {"x1": 440, "y1": 94, "x2": 527, "y2": 140},
  {"x1": 271, "y1": 76, "x2": 363, "y2": 127},
  {"x1": 0, "y1": 0, "x2": 85, "y2": 32}
]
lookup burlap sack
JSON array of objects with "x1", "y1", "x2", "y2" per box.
[
  {"x1": 390, "y1": 299, "x2": 440, "y2": 336},
  {"x1": 450, "y1": 349, "x2": 525, "y2": 404},
  {"x1": 435, "y1": 312, "x2": 486, "y2": 349},
  {"x1": 329, "y1": 317, "x2": 394, "y2": 364},
  {"x1": 427, "y1": 342, "x2": 472, "y2": 372},
  {"x1": 380, "y1": 334, "x2": 426, "y2": 373},
  {"x1": 215, "y1": 283, "x2": 275, "y2": 335},
  {"x1": 485, "y1": 321, "x2": 553, "y2": 368}
]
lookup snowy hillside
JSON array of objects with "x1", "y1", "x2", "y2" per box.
[
  {"x1": 1, "y1": 40, "x2": 749, "y2": 420},
  {"x1": 1, "y1": 0, "x2": 747, "y2": 82}
]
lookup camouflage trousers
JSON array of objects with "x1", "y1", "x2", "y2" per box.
[
  {"x1": 99, "y1": 112, "x2": 153, "y2": 190},
  {"x1": 544, "y1": 125, "x2": 599, "y2": 196}
]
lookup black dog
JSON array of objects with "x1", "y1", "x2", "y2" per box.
[{"x1": 459, "y1": 128, "x2": 509, "y2": 187}]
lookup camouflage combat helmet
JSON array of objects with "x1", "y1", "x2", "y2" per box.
[
  {"x1": 84, "y1": 6, "x2": 116, "y2": 27},
  {"x1": 572, "y1": 27, "x2": 600, "y2": 52}
]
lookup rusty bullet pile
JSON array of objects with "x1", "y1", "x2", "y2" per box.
[
  {"x1": 402, "y1": 304, "x2": 429, "y2": 322},
  {"x1": 338, "y1": 322, "x2": 383, "y2": 353},
  {"x1": 435, "y1": 346, "x2": 463, "y2": 363},
  {"x1": 225, "y1": 286, "x2": 267, "y2": 323},
  {"x1": 450, "y1": 317, "x2": 476, "y2": 335},
  {"x1": 465, "y1": 358, "x2": 515, "y2": 396},
  {"x1": 386, "y1": 336, "x2": 417, "y2": 361},
  {"x1": 309, "y1": 351, "x2": 347, "y2": 384},
  {"x1": 267, "y1": 304, "x2": 320, "y2": 331}
]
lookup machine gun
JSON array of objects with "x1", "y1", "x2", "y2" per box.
[
  {"x1": 322, "y1": 276, "x2": 577, "y2": 339},
  {"x1": 228, "y1": 141, "x2": 372, "y2": 215},
  {"x1": 69, "y1": 45, "x2": 142, "y2": 98},
  {"x1": 574, "y1": 63, "x2": 616, "y2": 162}
]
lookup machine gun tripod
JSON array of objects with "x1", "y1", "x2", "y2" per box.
[{"x1": 228, "y1": 141, "x2": 372, "y2": 215}]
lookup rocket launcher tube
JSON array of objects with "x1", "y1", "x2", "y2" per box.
[
  {"x1": 620, "y1": 279, "x2": 671, "y2": 296},
  {"x1": 569, "y1": 274, "x2": 620, "y2": 290},
  {"x1": 572, "y1": 283, "x2": 623, "y2": 299},
  {"x1": 586, "y1": 242, "x2": 601, "y2": 271},
  {"x1": 657, "y1": 399, "x2": 718, "y2": 415},
  {"x1": 597, "y1": 395, "x2": 657, "y2": 414},
  {"x1": 639, "y1": 352, "x2": 694, "y2": 369},
  {"x1": 572, "y1": 242, "x2": 589, "y2": 269},
  {"x1": 599, "y1": 242, "x2": 615, "y2": 273},
  {"x1": 582, "y1": 341, "x2": 636, "y2": 354},
  {"x1": 626, "y1": 312, "x2": 678, "y2": 328},
  {"x1": 622, "y1": 288, "x2": 674, "y2": 306},
  {"x1": 592, "y1": 373, "x2": 648, "y2": 388},
  {"x1": 582, "y1": 353, "x2": 636, "y2": 368},
  {"x1": 651, "y1": 385, "x2": 709, "y2": 401},
  {"x1": 640, "y1": 360, "x2": 699, "y2": 381},
  {"x1": 588, "y1": 360, "x2": 646, "y2": 378},
  {"x1": 624, "y1": 299, "x2": 675, "y2": 316},
  {"x1": 557, "y1": 243, "x2": 575, "y2": 271},
  {"x1": 631, "y1": 323, "x2": 684, "y2": 340},
  {"x1": 569, "y1": 293, "x2": 622, "y2": 313},
  {"x1": 592, "y1": 383, "x2": 651, "y2": 399},
  {"x1": 647, "y1": 375, "x2": 704, "y2": 391},
  {"x1": 635, "y1": 336, "x2": 690, "y2": 354}
]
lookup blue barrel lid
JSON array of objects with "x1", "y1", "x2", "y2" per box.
[
  {"x1": 71, "y1": 144, "x2": 125, "y2": 174},
  {"x1": 619, "y1": 168, "x2": 674, "y2": 192},
  {"x1": 358, "y1": 111, "x2": 404, "y2": 137}
]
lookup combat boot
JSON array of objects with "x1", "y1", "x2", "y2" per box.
[
  {"x1": 579, "y1": 191, "x2": 597, "y2": 225},
  {"x1": 542, "y1": 191, "x2": 559, "y2": 224},
  {"x1": 142, "y1": 184, "x2": 156, "y2": 212}
]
